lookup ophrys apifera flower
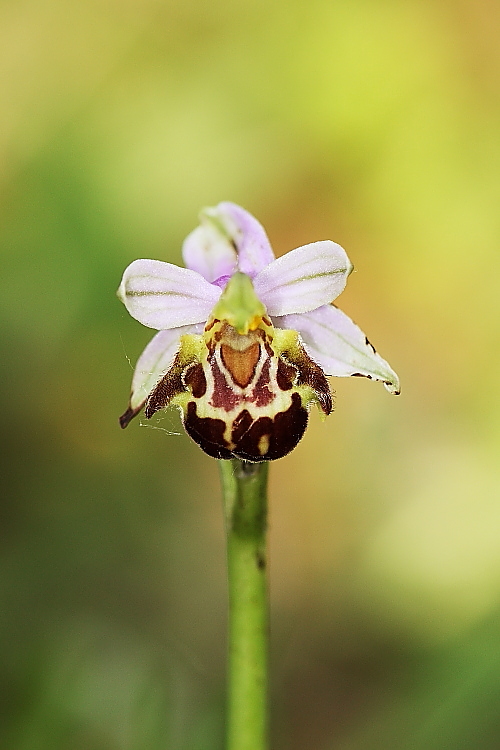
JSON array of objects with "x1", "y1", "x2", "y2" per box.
[{"x1": 118, "y1": 202, "x2": 399, "y2": 461}]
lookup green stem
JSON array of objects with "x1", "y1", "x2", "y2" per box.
[{"x1": 219, "y1": 458, "x2": 269, "y2": 750}]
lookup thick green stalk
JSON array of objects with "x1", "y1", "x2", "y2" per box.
[{"x1": 219, "y1": 458, "x2": 269, "y2": 750}]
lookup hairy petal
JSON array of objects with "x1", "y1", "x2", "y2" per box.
[
  {"x1": 276, "y1": 305, "x2": 400, "y2": 394},
  {"x1": 120, "y1": 325, "x2": 202, "y2": 427},
  {"x1": 130, "y1": 325, "x2": 202, "y2": 409},
  {"x1": 254, "y1": 241, "x2": 353, "y2": 316},
  {"x1": 117, "y1": 259, "x2": 221, "y2": 329}
]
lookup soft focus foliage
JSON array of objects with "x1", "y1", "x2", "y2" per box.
[{"x1": 1, "y1": 1, "x2": 500, "y2": 748}]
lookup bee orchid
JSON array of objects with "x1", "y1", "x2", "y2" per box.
[{"x1": 118, "y1": 202, "x2": 399, "y2": 461}]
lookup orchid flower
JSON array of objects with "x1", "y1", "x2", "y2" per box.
[{"x1": 117, "y1": 202, "x2": 399, "y2": 461}]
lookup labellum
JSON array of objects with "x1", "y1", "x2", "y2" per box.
[{"x1": 144, "y1": 273, "x2": 332, "y2": 462}]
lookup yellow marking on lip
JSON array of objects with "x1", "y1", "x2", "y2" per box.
[{"x1": 258, "y1": 434, "x2": 270, "y2": 455}]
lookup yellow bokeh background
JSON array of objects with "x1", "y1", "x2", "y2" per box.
[{"x1": 1, "y1": 1, "x2": 500, "y2": 748}]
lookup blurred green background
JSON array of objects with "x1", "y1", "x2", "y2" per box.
[{"x1": 2, "y1": 1, "x2": 500, "y2": 748}]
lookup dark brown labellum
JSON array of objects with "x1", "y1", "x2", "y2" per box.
[{"x1": 136, "y1": 318, "x2": 332, "y2": 461}]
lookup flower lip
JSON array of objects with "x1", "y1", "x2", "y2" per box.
[{"x1": 118, "y1": 202, "x2": 399, "y2": 434}]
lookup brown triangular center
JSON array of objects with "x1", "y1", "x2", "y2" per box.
[{"x1": 221, "y1": 342, "x2": 260, "y2": 388}]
